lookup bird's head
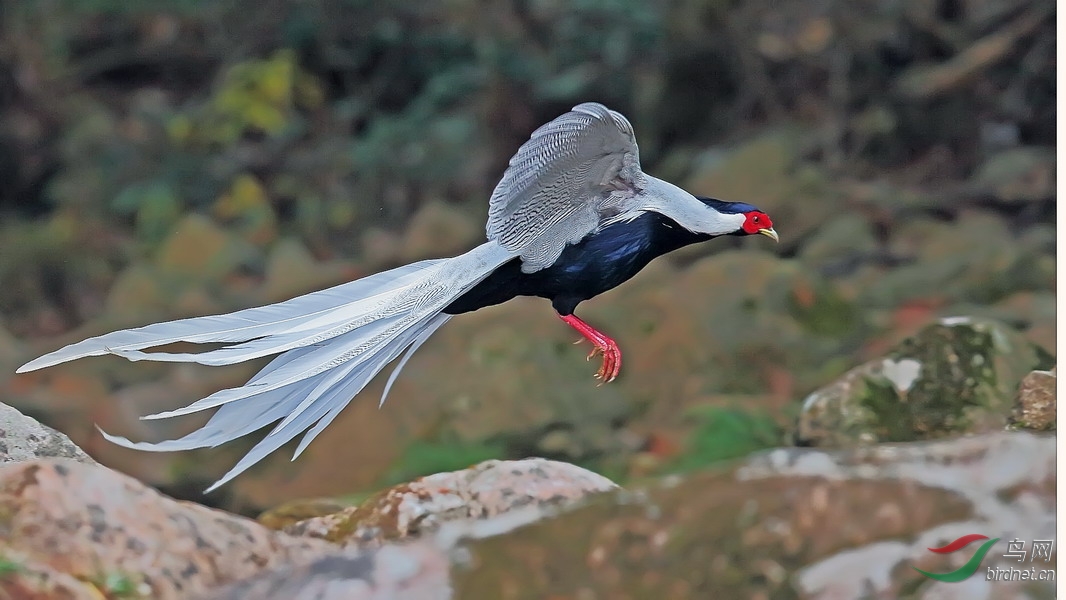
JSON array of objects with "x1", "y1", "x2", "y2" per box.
[{"x1": 695, "y1": 197, "x2": 778, "y2": 242}]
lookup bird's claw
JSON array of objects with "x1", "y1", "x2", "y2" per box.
[
  {"x1": 585, "y1": 340, "x2": 621, "y2": 384},
  {"x1": 558, "y1": 314, "x2": 622, "y2": 384}
]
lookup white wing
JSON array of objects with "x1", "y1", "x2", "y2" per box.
[{"x1": 485, "y1": 102, "x2": 645, "y2": 272}]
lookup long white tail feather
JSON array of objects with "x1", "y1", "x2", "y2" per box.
[
  {"x1": 294, "y1": 401, "x2": 348, "y2": 460},
  {"x1": 266, "y1": 313, "x2": 444, "y2": 434},
  {"x1": 100, "y1": 343, "x2": 338, "y2": 452},
  {"x1": 137, "y1": 312, "x2": 409, "y2": 420},
  {"x1": 98, "y1": 380, "x2": 312, "y2": 452},
  {"x1": 292, "y1": 316, "x2": 450, "y2": 460},
  {"x1": 41, "y1": 242, "x2": 514, "y2": 491},
  {"x1": 107, "y1": 283, "x2": 420, "y2": 366},
  {"x1": 204, "y1": 388, "x2": 338, "y2": 492},
  {"x1": 140, "y1": 305, "x2": 446, "y2": 421},
  {"x1": 100, "y1": 343, "x2": 350, "y2": 451},
  {"x1": 204, "y1": 313, "x2": 450, "y2": 492},
  {"x1": 379, "y1": 313, "x2": 452, "y2": 408},
  {"x1": 16, "y1": 259, "x2": 444, "y2": 373},
  {"x1": 269, "y1": 315, "x2": 425, "y2": 433}
]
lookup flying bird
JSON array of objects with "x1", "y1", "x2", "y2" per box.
[{"x1": 17, "y1": 103, "x2": 777, "y2": 490}]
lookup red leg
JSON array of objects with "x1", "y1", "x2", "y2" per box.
[{"x1": 558, "y1": 313, "x2": 622, "y2": 383}]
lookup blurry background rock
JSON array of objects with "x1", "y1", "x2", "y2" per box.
[
  {"x1": 795, "y1": 317, "x2": 1054, "y2": 447},
  {"x1": 0, "y1": 0, "x2": 1054, "y2": 519}
]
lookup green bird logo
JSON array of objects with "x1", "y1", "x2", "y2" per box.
[{"x1": 913, "y1": 534, "x2": 999, "y2": 583}]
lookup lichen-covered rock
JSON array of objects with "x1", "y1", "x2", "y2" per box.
[
  {"x1": 283, "y1": 458, "x2": 617, "y2": 546},
  {"x1": 453, "y1": 432, "x2": 1054, "y2": 600},
  {"x1": 795, "y1": 317, "x2": 1052, "y2": 447},
  {"x1": 194, "y1": 542, "x2": 451, "y2": 600},
  {"x1": 1009, "y1": 367, "x2": 1056, "y2": 431},
  {"x1": 0, "y1": 459, "x2": 336, "y2": 599},
  {"x1": 0, "y1": 402, "x2": 95, "y2": 465}
]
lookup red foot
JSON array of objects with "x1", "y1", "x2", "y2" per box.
[{"x1": 558, "y1": 313, "x2": 622, "y2": 383}]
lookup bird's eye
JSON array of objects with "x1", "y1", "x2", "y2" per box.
[{"x1": 752, "y1": 216, "x2": 760, "y2": 223}]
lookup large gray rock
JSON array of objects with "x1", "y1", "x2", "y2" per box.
[
  {"x1": 744, "y1": 432, "x2": 1056, "y2": 600},
  {"x1": 0, "y1": 459, "x2": 336, "y2": 599},
  {"x1": 195, "y1": 542, "x2": 452, "y2": 600},
  {"x1": 795, "y1": 317, "x2": 1051, "y2": 447},
  {"x1": 452, "y1": 432, "x2": 1054, "y2": 600},
  {"x1": 0, "y1": 401, "x2": 95, "y2": 465},
  {"x1": 282, "y1": 458, "x2": 618, "y2": 546},
  {"x1": 1, "y1": 433, "x2": 1053, "y2": 600}
]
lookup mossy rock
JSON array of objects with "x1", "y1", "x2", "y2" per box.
[
  {"x1": 453, "y1": 465, "x2": 972, "y2": 599},
  {"x1": 794, "y1": 317, "x2": 1053, "y2": 447}
]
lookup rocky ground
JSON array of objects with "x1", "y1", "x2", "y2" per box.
[{"x1": 0, "y1": 317, "x2": 1055, "y2": 599}]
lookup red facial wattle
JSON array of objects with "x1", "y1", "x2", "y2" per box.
[{"x1": 742, "y1": 211, "x2": 773, "y2": 234}]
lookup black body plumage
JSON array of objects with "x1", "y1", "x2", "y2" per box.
[{"x1": 447, "y1": 209, "x2": 714, "y2": 316}]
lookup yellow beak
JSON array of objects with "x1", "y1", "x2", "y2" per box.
[{"x1": 758, "y1": 227, "x2": 779, "y2": 243}]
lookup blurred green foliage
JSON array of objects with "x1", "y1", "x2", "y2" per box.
[
  {"x1": 94, "y1": 571, "x2": 147, "y2": 599},
  {"x1": 382, "y1": 437, "x2": 507, "y2": 486},
  {"x1": 183, "y1": 49, "x2": 322, "y2": 145},
  {"x1": 0, "y1": 556, "x2": 21, "y2": 578},
  {"x1": 668, "y1": 405, "x2": 783, "y2": 473}
]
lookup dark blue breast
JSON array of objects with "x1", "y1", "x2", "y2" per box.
[{"x1": 444, "y1": 212, "x2": 707, "y2": 315}]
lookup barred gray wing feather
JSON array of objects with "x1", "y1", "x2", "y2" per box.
[{"x1": 486, "y1": 102, "x2": 645, "y2": 272}]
